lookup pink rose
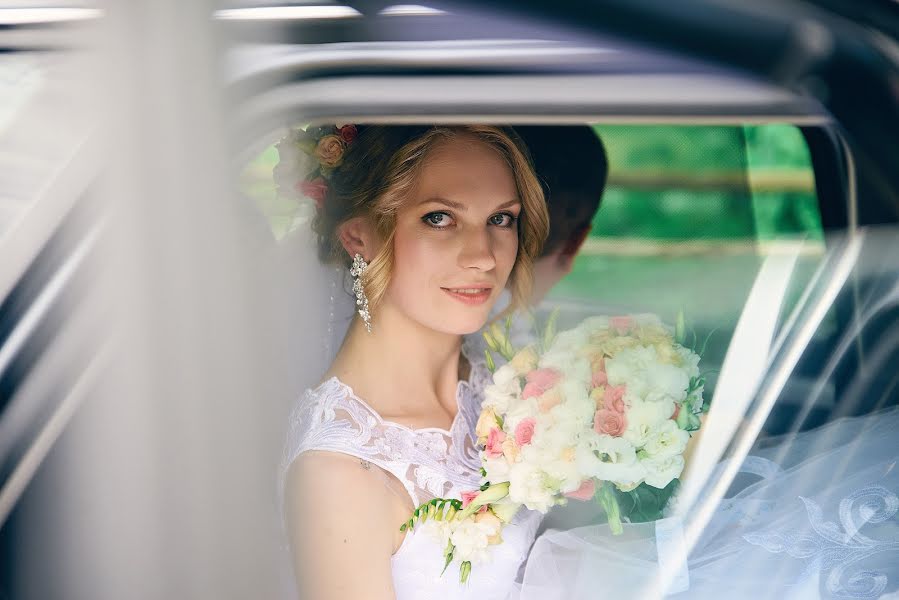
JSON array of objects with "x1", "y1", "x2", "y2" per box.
[
  {"x1": 671, "y1": 403, "x2": 681, "y2": 420},
  {"x1": 594, "y1": 409, "x2": 627, "y2": 437},
  {"x1": 521, "y1": 382, "x2": 543, "y2": 400},
  {"x1": 314, "y1": 134, "x2": 346, "y2": 168},
  {"x1": 564, "y1": 479, "x2": 596, "y2": 501},
  {"x1": 338, "y1": 124, "x2": 358, "y2": 143},
  {"x1": 604, "y1": 384, "x2": 627, "y2": 413},
  {"x1": 514, "y1": 418, "x2": 537, "y2": 446},
  {"x1": 592, "y1": 369, "x2": 608, "y2": 388},
  {"x1": 485, "y1": 427, "x2": 506, "y2": 459},
  {"x1": 538, "y1": 389, "x2": 562, "y2": 413},
  {"x1": 611, "y1": 315, "x2": 633, "y2": 334},
  {"x1": 461, "y1": 490, "x2": 480, "y2": 508},
  {"x1": 298, "y1": 177, "x2": 328, "y2": 209},
  {"x1": 522, "y1": 368, "x2": 561, "y2": 399}
]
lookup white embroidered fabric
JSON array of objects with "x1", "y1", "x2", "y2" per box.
[{"x1": 280, "y1": 342, "x2": 543, "y2": 600}]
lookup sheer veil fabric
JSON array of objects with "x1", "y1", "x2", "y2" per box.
[{"x1": 512, "y1": 405, "x2": 899, "y2": 600}]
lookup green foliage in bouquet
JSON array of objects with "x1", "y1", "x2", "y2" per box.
[{"x1": 611, "y1": 479, "x2": 681, "y2": 524}]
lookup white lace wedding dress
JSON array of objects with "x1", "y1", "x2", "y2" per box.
[{"x1": 280, "y1": 343, "x2": 542, "y2": 600}]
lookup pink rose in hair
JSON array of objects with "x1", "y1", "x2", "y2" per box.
[
  {"x1": 314, "y1": 134, "x2": 346, "y2": 168},
  {"x1": 338, "y1": 124, "x2": 358, "y2": 143},
  {"x1": 485, "y1": 427, "x2": 506, "y2": 459},
  {"x1": 594, "y1": 409, "x2": 627, "y2": 437},
  {"x1": 298, "y1": 177, "x2": 328, "y2": 209},
  {"x1": 564, "y1": 479, "x2": 596, "y2": 501},
  {"x1": 522, "y1": 368, "x2": 561, "y2": 399},
  {"x1": 514, "y1": 418, "x2": 537, "y2": 446},
  {"x1": 611, "y1": 315, "x2": 634, "y2": 334},
  {"x1": 604, "y1": 384, "x2": 627, "y2": 414}
]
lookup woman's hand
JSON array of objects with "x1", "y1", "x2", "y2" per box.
[{"x1": 285, "y1": 451, "x2": 399, "y2": 600}]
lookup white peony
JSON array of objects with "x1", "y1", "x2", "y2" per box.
[
  {"x1": 579, "y1": 315, "x2": 611, "y2": 332},
  {"x1": 642, "y1": 419, "x2": 690, "y2": 460},
  {"x1": 507, "y1": 461, "x2": 556, "y2": 512},
  {"x1": 606, "y1": 346, "x2": 690, "y2": 404},
  {"x1": 555, "y1": 379, "x2": 594, "y2": 424},
  {"x1": 503, "y1": 397, "x2": 539, "y2": 433},
  {"x1": 643, "y1": 361, "x2": 690, "y2": 404},
  {"x1": 622, "y1": 397, "x2": 675, "y2": 447},
  {"x1": 591, "y1": 434, "x2": 645, "y2": 486},
  {"x1": 483, "y1": 455, "x2": 511, "y2": 483},
  {"x1": 447, "y1": 519, "x2": 498, "y2": 564},
  {"x1": 483, "y1": 364, "x2": 520, "y2": 413},
  {"x1": 642, "y1": 454, "x2": 685, "y2": 489},
  {"x1": 493, "y1": 364, "x2": 518, "y2": 388}
]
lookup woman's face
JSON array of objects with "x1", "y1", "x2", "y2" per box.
[{"x1": 386, "y1": 135, "x2": 521, "y2": 335}]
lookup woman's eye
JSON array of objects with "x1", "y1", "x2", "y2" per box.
[
  {"x1": 489, "y1": 213, "x2": 517, "y2": 227},
  {"x1": 423, "y1": 211, "x2": 453, "y2": 228}
]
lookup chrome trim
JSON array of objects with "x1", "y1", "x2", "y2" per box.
[{"x1": 215, "y1": 6, "x2": 361, "y2": 21}]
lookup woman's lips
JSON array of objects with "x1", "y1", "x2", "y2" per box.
[{"x1": 441, "y1": 287, "x2": 493, "y2": 306}]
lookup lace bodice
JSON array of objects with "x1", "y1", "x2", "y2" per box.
[{"x1": 280, "y1": 344, "x2": 542, "y2": 599}]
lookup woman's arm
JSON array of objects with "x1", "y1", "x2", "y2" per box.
[{"x1": 284, "y1": 451, "x2": 398, "y2": 600}]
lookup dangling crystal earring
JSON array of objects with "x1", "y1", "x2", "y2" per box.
[{"x1": 350, "y1": 253, "x2": 372, "y2": 333}]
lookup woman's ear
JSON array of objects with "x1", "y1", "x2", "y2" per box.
[{"x1": 337, "y1": 216, "x2": 377, "y2": 261}]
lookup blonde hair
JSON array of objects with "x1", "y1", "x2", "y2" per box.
[{"x1": 314, "y1": 125, "x2": 549, "y2": 315}]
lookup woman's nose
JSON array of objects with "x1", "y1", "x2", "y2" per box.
[{"x1": 457, "y1": 226, "x2": 497, "y2": 271}]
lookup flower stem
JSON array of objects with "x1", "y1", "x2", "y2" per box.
[{"x1": 597, "y1": 482, "x2": 624, "y2": 535}]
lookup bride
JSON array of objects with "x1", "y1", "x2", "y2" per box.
[
  {"x1": 279, "y1": 124, "x2": 549, "y2": 599},
  {"x1": 277, "y1": 123, "x2": 899, "y2": 600}
]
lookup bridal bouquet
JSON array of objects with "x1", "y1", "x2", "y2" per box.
[{"x1": 401, "y1": 312, "x2": 710, "y2": 583}]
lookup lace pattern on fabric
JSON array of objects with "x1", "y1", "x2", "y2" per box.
[
  {"x1": 280, "y1": 346, "x2": 491, "y2": 509},
  {"x1": 743, "y1": 484, "x2": 899, "y2": 599}
]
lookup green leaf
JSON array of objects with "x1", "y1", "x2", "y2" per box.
[
  {"x1": 484, "y1": 349, "x2": 496, "y2": 373},
  {"x1": 675, "y1": 309, "x2": 687, "y2": 345},
  {"x1": 441, "y1": 550, "x2": 454, "y2": 576},
  {"x1": 459, "y1": 561, "x2": 472, "y2": 584},
  {"x1": 482, "y1": 329, "x2": 499, "y2": 353},
  {"x1": 542, "y1": 307, "x2": 561, "y2": 352},
  {"x1": 698, "y1": 326, "x2": 719, "y2": 357}
]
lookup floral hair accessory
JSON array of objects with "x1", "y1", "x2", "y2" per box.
[{"x1": 273, "y1": 123, "x2": 358, "y2": 215}]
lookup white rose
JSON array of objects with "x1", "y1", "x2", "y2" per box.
[
  {"x1": 642, "y1": 419, "x2": 690, "y2": 460},
  {"x1": 642, "y1": 454, "x2": 685, "y2": 489}
]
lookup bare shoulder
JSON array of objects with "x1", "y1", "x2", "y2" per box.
[{"x1": 284, "y1": 451, "x2": 399, "y2": 600}]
